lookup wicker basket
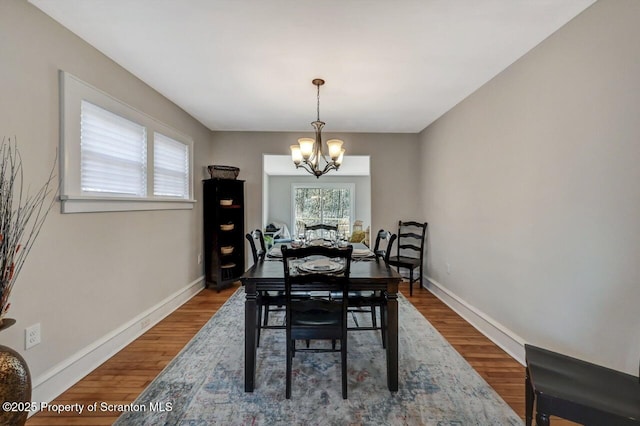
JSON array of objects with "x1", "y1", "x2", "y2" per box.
[{"x1": 208, "y1": 165, "x2": 240, "y2": 179}]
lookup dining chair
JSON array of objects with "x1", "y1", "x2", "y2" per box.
[
  {"x1": 282, "y1": 244, "x2": 353, "y2": 399},
  {"x1": 245, "y1": 229, "x2": 266, "y2": 264},
  {"x1": 341, "y1": 230, "x2": 391, "y2": 347},
  {"x1": 246, "y1": 229, "x2": 284, "y2": 347},
  {"x1": 304, "y1": 223, "x2": 338, "y2": 243},
  {"x1": 386, "y1": 221, "x2": 427, "y2": 296},
  {"x1": 372, "y1": 229, "x2": 392, "y2": 259},
  {"x1": 351, "y1": 234, "x2": 396, "y2": 345}
]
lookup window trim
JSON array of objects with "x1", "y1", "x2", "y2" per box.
[
  {"x1": 59, "y1": 71, "x2": 196, "y2": 213},
  {"x1": 291, "y1": 182, "x2": 355, "y2": 235}
]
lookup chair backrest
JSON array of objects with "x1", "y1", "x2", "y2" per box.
[
  {"x1": 281, "y1": 245, "x2": 353, "y2": 297},
  {"x1": 304, "y1": 223, "x2": 338, "y2": 242},
  {"x1": 396, "y1": 221, "x2": 428, "y2": 260},
  {"x1": 384, "y1": 234, "x2": 397, "y2": 264},
  {"x1": 245, "y1": 229, "x2": 266, "y2": 264},
  {"x1": 373, "y1": 229, "x2": 391, "y2": 259}
]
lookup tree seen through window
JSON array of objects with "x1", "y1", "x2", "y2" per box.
[{"x1": 294, "y1": 187, "x2": 351, "y2": 236}]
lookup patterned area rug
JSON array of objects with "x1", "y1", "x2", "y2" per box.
[{"x1": 115, "y1": 288, "x2": 522, "y2": 425}]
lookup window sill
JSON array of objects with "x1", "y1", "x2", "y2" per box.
[{"x1": 60, "y1": 195, "x2": 196, "y2": 213}]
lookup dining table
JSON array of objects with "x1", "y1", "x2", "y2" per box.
[{"x1": 241, "y1": 242, "x2": 403, "y2": 393}]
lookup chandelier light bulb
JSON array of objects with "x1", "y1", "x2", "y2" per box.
[
  {"x1": 290, "y1": 145, "x2": 302, "y2": 165},
  {"x1": 335, "y1": 148, "x2": 345, "y2": 166},
  {"x1": 327, "y1": 139, "x2": 344, "y2": 161},
  {"x1": 298, "y1": 138, "x2": 315, "y2": 160}
]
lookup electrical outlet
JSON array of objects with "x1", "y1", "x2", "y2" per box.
[
  {"x1": 446, "y1": 263, "x2": 451, "y2": 274},
  {"x1": 197, "y1": 253, "x2": 202, "y2": 264},
  {"x1": 25, "y1": 323, "x2": 41, "y2": 350}
]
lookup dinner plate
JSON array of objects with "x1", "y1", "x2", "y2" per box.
[
  {"x1": 297, "y1": 259, "x2": 344, "y2": 273},
  {"x1": 308, "y1": 239, "x2": 333, "y2": 247},
  {"x1": 352, "y1": 248, "x2": 373, "y2": 257},
  {"x1": 268, "y1": 247, "x2": 282, "y2": 257}
]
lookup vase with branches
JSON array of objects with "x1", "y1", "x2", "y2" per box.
[{"x1": 0, "y1": 137, "x2": 56, "y2": 326}]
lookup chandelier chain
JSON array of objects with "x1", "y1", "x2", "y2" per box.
[{"x1": 316, "y1": 83, "x2": 321, "y2": 121}]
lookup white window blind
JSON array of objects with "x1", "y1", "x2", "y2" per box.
[
  {"x1": 80, "y1": 100, "x2": 147, "y2": 196},
  {"x1": 153, "y1": 132, "x2": 190, "y2": 198}
]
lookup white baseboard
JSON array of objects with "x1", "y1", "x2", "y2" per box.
[
  {"x1": 30, "y1": 276, "x2": 205, "y2": 412},
  {"x1": 423, "y1": 277, "x2": 526, "y2": 366}
]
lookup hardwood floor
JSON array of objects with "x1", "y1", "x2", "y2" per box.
[{"x1": 27, "y1": 281, "x2": 575, "y2": 425}]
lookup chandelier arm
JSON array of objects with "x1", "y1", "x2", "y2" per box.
[
  {"x1": 296, "y1": 163, "x2": 318, "y2": 176},
  {"x1": 321, "y1": 162, "x2": 339, "y2": 175}
]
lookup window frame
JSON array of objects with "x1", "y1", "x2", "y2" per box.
[
  {"x1": 291, "y1": 182, "x2": 355, "y2": 236},
  {"x1": 59, "y1": 71, "x2": 195, "y2": 213}
]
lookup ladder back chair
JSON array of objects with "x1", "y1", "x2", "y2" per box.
[
  {"x1": 372, "y1": 229, "x2": 392, "y2": 260},
  {"x1": 304, "y1": 223, "x2": 338, "y2": 244},
  {"x1": 245, "y1": 229, "x2": 266, "y2": 264},
  {"x1": 342, "y1": 230, "x2": 393, "y2": 347},
  {"x1": 246, "y1": 229, "x2": 284, "y2": 346},
  {"x1": 282, "y1": 245, "x2": 353, "y2": 399},
  {"x1": 386, "y1": 221, "x2": 427, "y2": 296}
]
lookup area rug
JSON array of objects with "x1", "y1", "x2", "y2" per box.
[{"x1": 115, "y1": 288, "x2": 522, "y2": 425}]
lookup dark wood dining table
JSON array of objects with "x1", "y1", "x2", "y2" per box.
[{"x1": 241, "y1": 247, "x2": 403, "y2": 393}]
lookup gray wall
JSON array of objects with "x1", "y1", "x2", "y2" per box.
[
  {"x1": 211, "y1": 131, "x2": 421, "y2": 240},
  {"x1": 1, "y1": 0, "x2": 212, "y2": 393},
  {"x1": 267, "y1": 175, "x2": 371, "y2": 235},
  {"x1": 418, "y1": 0, "x2": 640, "y2": 374}
]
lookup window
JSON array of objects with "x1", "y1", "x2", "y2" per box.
[
  {"x1": 60, "y1": 71, "x2": 194, "y2": 213},
  {"x1": 292, "y1": 183, "x2": 354, "y2": 237},
  {"x1": 153, "y1": 132, "x2": 189, "y2": 199}
]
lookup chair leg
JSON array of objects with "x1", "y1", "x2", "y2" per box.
[
  {"x1": 380, "y1": 303, "x2": 387, "y2": 349},
  {"x1": 263, "y1": 305, "x2": 270, "y2": 326},
  {"x1": 341, "y1": 337, "x2": 348, "y2": 399},
  {"x1": 286, "y1": 339, "x2": 292, "y2": 399},
  {"x1": 409, "y1": 269, "x2": 414, "y2": 296},
  {"x1": 370, "y1": 305, "x2": 377, "y2": 329}
]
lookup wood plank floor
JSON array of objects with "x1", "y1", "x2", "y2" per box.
[{"x1": 27, "y1": 281, "x2": 575, "y2": 425}]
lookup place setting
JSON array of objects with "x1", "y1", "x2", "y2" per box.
[
  {"x1": 295, "y1": 257, "x2": 346, "y2": 274},
  {"x1": 351, "y1": 247, "x2": 375, "y2": 261}
]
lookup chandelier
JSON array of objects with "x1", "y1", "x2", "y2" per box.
[{"x1": 290, "y1": 78, "x2": 345, "y2": 178}]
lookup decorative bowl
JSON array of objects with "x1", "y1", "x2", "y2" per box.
[
  {"x1": 220, "y1": 223, "x2": 234, "y2": 231},
  {"x1": 221, "y1": 246, "x2": 234, "y2": 255},
  {"x1": 220, "y1": 199, "x2": 233, "y2": 206}
]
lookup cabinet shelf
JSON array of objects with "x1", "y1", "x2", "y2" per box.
[{"x1": 203, "y1": 179, "x2": 245, "y2": 291}]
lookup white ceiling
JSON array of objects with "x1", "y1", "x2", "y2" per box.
[{"x1": 31, "y1": 0, "x2": 596, "y2": 133}]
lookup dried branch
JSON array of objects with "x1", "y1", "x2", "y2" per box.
[{"x1": 0, "y1": 137, "x2": 57, "y2": 320}]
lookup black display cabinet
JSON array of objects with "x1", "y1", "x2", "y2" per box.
[{"x1": 203, "y1": 178, "x2": 245, "y2": 291}]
